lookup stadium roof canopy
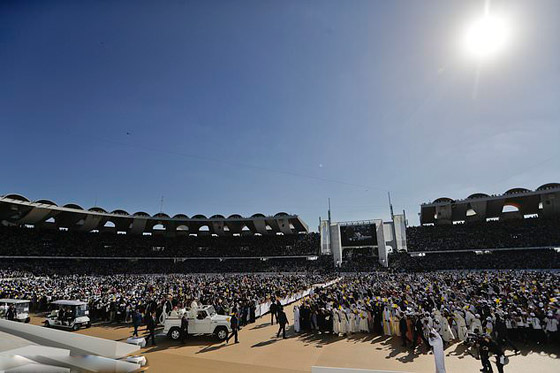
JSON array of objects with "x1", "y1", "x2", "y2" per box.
[
  {"x1": 0, "y1": 194, "x2": 308, "y2": 236},
  {"x1": 420, "y1": 183, "x2": 560, "y2": 225}
]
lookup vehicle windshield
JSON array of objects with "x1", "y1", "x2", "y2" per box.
[
  {"x1": 15, "y1": 303, "x2": 29, "y2": 312},
  {"x1": 75, "y1": 304, "x2": 88, "y2": 317},
  {"x1": 206, "y1": 306, "x2": 216, "y2": 316}
]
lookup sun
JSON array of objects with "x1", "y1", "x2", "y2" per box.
[{"x1": 464, "y1": 14, "x2": 511, "y2": 60}]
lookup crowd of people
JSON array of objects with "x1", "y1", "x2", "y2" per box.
[
  {"x1": 389, "y1": 249, "x2": 560, "y2": 271},
  {"x1": 293, "y1": 271, "x2": 559, "y2": 371},
  {"x1": 407, "y1": 217, "x2": 560, "y2": 252},
  {"x1": 0, "y1": 257, "x2": 332, "y2": 276},
  {"x1": 0, "y1": 271, "x2": 335, "y2": 325},
  {"x1": 0, "y1": 248, "x2": 558, "y2": 278},
  {"x1": 0, "y1": 226, "x2": 319, "y2": 257}
]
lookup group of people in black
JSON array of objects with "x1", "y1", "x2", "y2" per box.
[{"x1": 270, "y1": 300, "x2": 290, "y2": 339}]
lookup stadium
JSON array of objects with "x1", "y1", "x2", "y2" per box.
[
  {"x1": 2, "y1": 1, "x2": 559, "y2": 372},
  {"x1": 1, "y1": 184, "x2": 559, "y2": 372}
]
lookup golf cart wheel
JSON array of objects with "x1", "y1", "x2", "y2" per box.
[
  {"x1": 44, "y1": 321, "x2": 50, "y2": 328},
  {"x1": 72, "y1": 323, "x2": 81, "y2": 331},
  {"x1": 168, "y1": 327, "x2": 181, "y2": 341},
  {"x1": 215, "y1": 326, "x2": 228, "y2": 341},
  {"x1": 25, "y1": 317, "x2": 31, "y2": 323}
]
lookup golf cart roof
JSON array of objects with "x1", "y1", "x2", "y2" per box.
[
  {"x1": 0, "y1": 299, "x2": 30, "y2": 304},
  {"x1": 51, "y1": 300, "x2": 87, "y2": 306}
]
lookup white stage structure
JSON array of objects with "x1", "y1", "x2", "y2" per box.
[
  {"x1": 321, "y1": 214, "x2": 407, "y2": 268},
  {"x1": 0, "y1": 320, "x2": 142, "y2": 372}
]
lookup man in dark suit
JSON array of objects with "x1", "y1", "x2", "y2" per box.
[
  {"x1": 132, "y1": 309, "x2": 142, "y2": 337},
  {"x1": 180, "y1": 312, "x2": 189, "y2": 344},
  {"x1": 226, "y1": 309, "x2": 239, "y2": 344},
  {"x1": 399, "y1": 315, "x2": 410, "y2": 347},
  {"x1": 277, "y1": 308, "x2": 289, "y2": 339},
  {"x1": 270, "y1": 300, "x2": 277, "y2": 325},
  {"x1": 146, "y1": 311, "x2": 157, "y2": 346},
  {"x1": 6, "y1": 305, "x2": 16, "y2": 321}
]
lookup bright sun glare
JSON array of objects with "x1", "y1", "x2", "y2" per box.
[{"x1": 464, "y1": 14, "x2": 511, "y2": 60}]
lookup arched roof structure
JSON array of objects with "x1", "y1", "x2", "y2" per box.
[
  {"x1": 433, "y1": 197, "x2": 454, "y2": 204},
  {"x1": 3, "y1": 194, "x2": 30, "y2": 202},
  {"x1": 504, "y1": 188, "x2": 531, "y2": 195},
  {"x1": 421, "y1": 183, "x2": 560, "y2": 225},
  {"x1": 35, "y1": 199, "x2": 58, "y2": 206},
  {"x1": 537, "y1": 183, "x2": 560, "y2": 191},
  {"x1": 0, "y1": 193, "x2": 309, "y2": 236},
  {"x1": 467, "y1": 193, "x2": 489, "y2": 199}
]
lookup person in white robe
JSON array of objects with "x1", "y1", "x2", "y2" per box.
[
  {"x1": 293, "y1": 306, "x2": 301, "y2": 333},
  {"x1": 440, "y1": 316, "x2": 455, "y2": 343},
  {"x1": 347, "y1": 310, "x2": 355, "y2": 334},
  {"x1": 392, "y1": 307, "x2": 401, "y2": 336},
  {"x1": 470, "y1": 314, "x2": 483, "y2": 334},
  {"x1": 359, "y1": 309, "x2": 369, "y2": 332},
  {"x1": 465, "y1": 309, "x2": 475, "y2": 329},
  {"x1": 332, "y1": 309, "x2": 340, "y2": 335},
  {"x1": 454, "y1": 310, "x2": 468, "y2": 341},
  {"x1": 189, "y1": 299, "x2": 199, "y2": 318},
  {"x1": 382, "y1": 306, "x2": 392, "y2": 335},
  {"x1": 428, "y1": 328, "x2": 447, "y2": 373},
  {"x1": 339, "y1": 309, "x2": 348, "y2": 335}
]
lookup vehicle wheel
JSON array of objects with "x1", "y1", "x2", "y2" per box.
[
  {"x1": 72, "y1": 323, "x2": 81, "y2": 331},
  {"x1": 25, "y1": 317, "x2": 31, "y2": 323},
  {"x1": 86, "y1": 322, "x2": 91, "y2": 328},
  {"x1": 168, "y1": 327, "x2": 181, "y2": 341},
  {"x1": 44, "y1": 321, "x2": 50, "y2": 328},
  {"x1": 215, "y1": 326, "x2": 228, "y2": 341}
]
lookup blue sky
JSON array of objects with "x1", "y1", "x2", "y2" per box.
[{"x1": 1, "y1": 0, "x2": 558, "y2": 228}]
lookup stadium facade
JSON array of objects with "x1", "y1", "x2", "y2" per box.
[
  {"x1": 0, "y1": 194, "x2": 308, "y2": 236},
  {"x1": 420, "y1": 183, "x2": 560, "y2": 225}
]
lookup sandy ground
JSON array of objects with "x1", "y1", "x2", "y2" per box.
[{"x1": 32, "y1": 309, "x2": 556, "y2": 373}]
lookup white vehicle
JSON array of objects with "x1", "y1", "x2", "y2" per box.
[
  {"x1": 44, "y1": 300, "x2": 91, "y2": 331},
  {"x1": 0, "y1": 299, "x2": 31, "y2": 323},
  {"x1": 163, "y1": 305, "x2": 232, "y2": 341}
]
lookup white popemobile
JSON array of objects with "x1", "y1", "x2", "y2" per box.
[
  {"x1": 0, "y1": 299, "x2": 31, "y2": 323},
  {"x1": 163, "y1": 305, "x2": 232, "y2": 341},
  {"x1": 44, "y1": 300, "x2": 91, "y2": 331}
]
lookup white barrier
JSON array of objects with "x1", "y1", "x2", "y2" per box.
[{"x1": 255, "y1": 278, "x2": 340, "y2": 318}]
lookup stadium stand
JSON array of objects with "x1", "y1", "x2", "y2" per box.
[
  {"x1": 389, "y1": 249, "x2": 560, "y2": 271},
  {"x1": 407, "y1": 216, "x2": 560, "y2": 252},
  {"x1": 0, "y1": 225, "x2": 319, "y2": 257}
]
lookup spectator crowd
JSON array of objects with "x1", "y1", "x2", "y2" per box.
[
  {"x1": 0, "y1": 272, "x2": 335, "y2": 326},
  {"x1": 292, "y1": 271, "x2": 559, "y2": 371},
  {"x1": 407, "y1": 217, "x2": 560, "y2": 252},
  {"x1": 0, "y1": 226, "x2": 319, "y2": 257}
]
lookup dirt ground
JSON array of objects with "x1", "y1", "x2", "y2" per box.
[{"x1": 53, "y1": 309, "x2": 559, "y2": 373}]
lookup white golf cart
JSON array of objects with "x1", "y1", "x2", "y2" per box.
[
  {"x1": 163, "y1": 305, "x2": 232, "y2": 341},
  {"x1": 0, "y1": 299, "x2": 31, "y2": 323},
  {"x1": 44, "y1": 300, "x2": 91, "y2": 331}
]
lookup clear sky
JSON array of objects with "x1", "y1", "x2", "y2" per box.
[{"x1": 1, "y1": 0, "x2": 558, "y2": 229}]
